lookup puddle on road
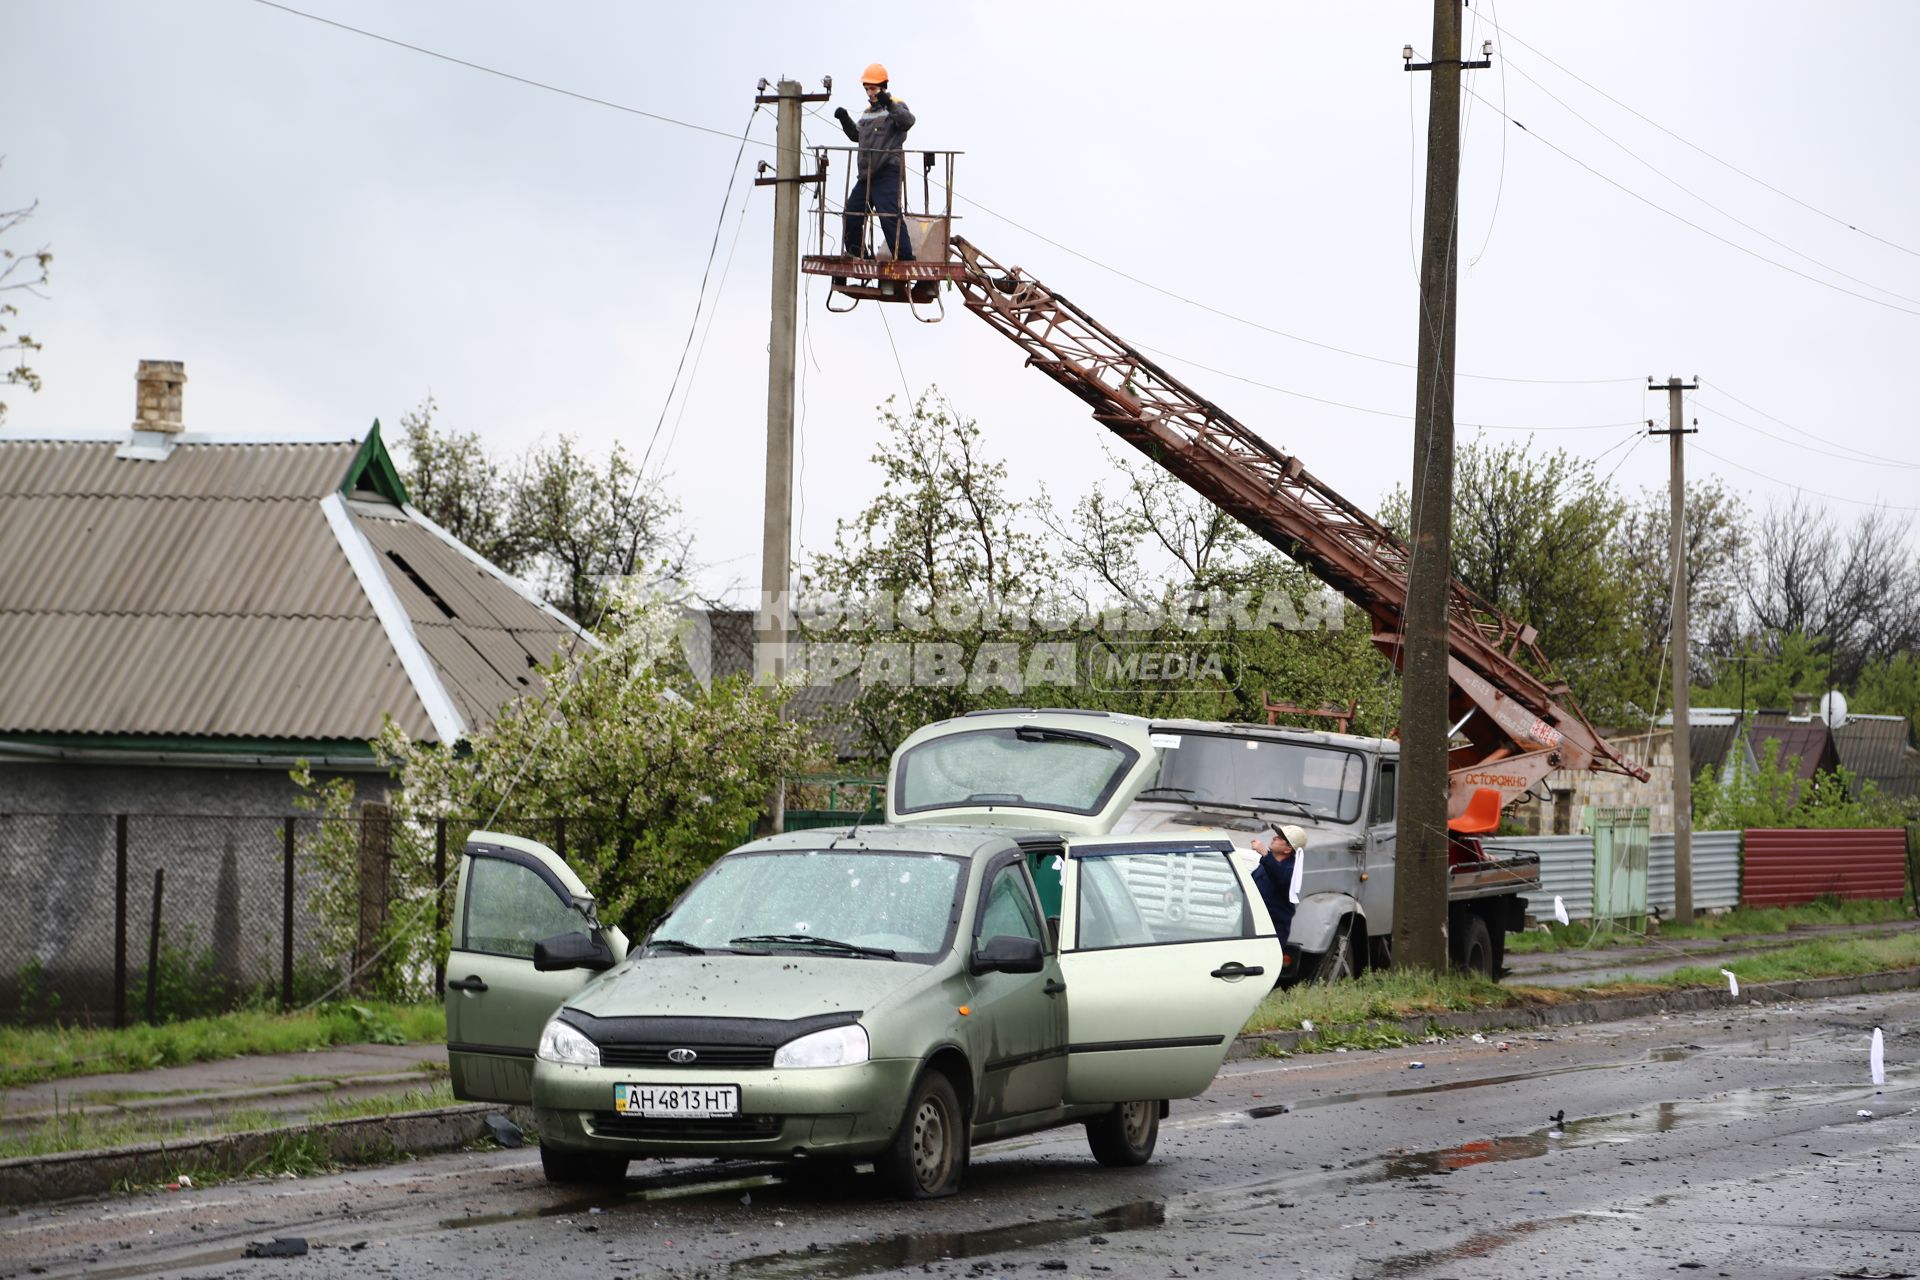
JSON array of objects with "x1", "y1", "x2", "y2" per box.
[
  {"x1": 439, "y1": 1162, "x2": 796, "y2": 1230},
  {"x1": 728, "y1": 1200, "x2": 1166, "y2": 1279},
  {"x1": 1366, "y1": 1217, "x2": 1573, "y2": 1278}
]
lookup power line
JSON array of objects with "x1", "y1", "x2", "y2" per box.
[
  {"x1": 251, "y1": 0, "x2": 1644, "y2": 389},
  {"x1": 1137, "y1": 341, "x2": 1642, "y2": 431},
  {"x1": 1692, "y1": 442, "x2": 1920, "y2": 513},
  {"x1": 1691, "y1": 399, "x2": 1920, "y2": 472},
  {"x1": 1476, "y1": 11, "x2": 1920, "y2": 262},
  {"x1": 1695, "y1": 382, "x2": 1920, "y2": 470},
  {"x1": 1461, "y1": 84, "x2": 1920, "y2": 320},
  {"x1": 637, "y1": 107, "x2": 763, "y2": 481},
  {"x1": 247, "y1": 0, "x2": 772, "y2": 147},
  {"x1": 1498, "y1": 53, "x2": 1920, "y2": 309},
  {"x1": 952, "y1": 185, "x2": 1640, "y2": 387}
]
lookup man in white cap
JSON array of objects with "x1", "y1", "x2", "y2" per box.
[{"x1": 1251, "y1": 823, "x2": 1306, "y2": 943}]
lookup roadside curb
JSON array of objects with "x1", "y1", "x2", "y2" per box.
[
  {"x1": 0, "y1": 1069, "x2": 445, "y2": 1134},
  {"x1": 1225, "y1": 965, "x2": 1920, "y2": 1061},
  {"x1": 0, "y1": 1103, "x2": 533, "y2": 1207}
]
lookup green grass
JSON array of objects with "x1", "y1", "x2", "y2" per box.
[
  {"x1": 308, "y1": 1081, "x2": 455, "y2": 1123},
  {"x1": 1239, "y1": 929, "x2": 1920, "y2": 1050},
  {"x1": 1505, "y1": 896, "x2": 1916, "y2": 955},
  {"x1": 1243, "y1": 969, "x2": 1519, "y2": 1036},
  {"x1": 0, "y1": 1002, "x2": 445, "y2": 1088}
]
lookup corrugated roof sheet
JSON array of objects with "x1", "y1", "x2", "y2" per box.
[
  {"x1": 0, "y1": 433, "x2": 583, "y2": 747},
  {"x1": 1832, "y1": 716, "x2": 1920, "y2": 798},
  {"x1": 0, "y1": 495, "x2": 363, "y2": 617},
  {"x1": 0, "y1": 440, "x2": 360, "y2": 499},
  {"x1": 0, "y1": 613, "x2": 432, "y2": 739},
  {"x1": 1746, "y1": 723, "x2": 1838, "y2": 781}
]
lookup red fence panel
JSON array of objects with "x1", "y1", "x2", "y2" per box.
[{"x1": 1740, "y1": 828, "x2": 1910, "y2": 908}]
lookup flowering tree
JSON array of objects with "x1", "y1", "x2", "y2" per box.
[{"x1": 299, "y1": 594, "x2": 816, "y2": 995}]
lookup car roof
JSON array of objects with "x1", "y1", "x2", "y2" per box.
[{"x1": 731, "y1": 823, "x2": 1023, "y2": 861}]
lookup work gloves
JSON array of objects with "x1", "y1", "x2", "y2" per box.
[
  {"x1": 875, "y1": 90, "x2": 892, "y2": 108},
  {"x1": 834, "y1": 105, "x2": 858, "y2": 141}
]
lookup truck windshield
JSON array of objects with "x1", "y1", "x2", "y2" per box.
[
  {"x1": 1148, "y1": 734, "x2": 1367, "y2": 824},
  {"x1": 656, "y1": 850, "x2": 965, "y2": 963},
  {"x1": 894, "y1": 727, "x2": 1139, "y2": 817}
]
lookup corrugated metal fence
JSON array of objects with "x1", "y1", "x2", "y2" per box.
[
  {"x1": 1486, "y1": 830, "x2": 1742, "y2": 921},
  {"x1": 1741, "y1": 828, "x2": 1909, "y2": 908}
]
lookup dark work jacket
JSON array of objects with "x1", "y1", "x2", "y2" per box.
[
  {"x1": 1252, "y1": 853, "x2": 1296, "y2": 942},
  {"x1": 851, "y1": 96, "x2": 915, "y2": 178}
]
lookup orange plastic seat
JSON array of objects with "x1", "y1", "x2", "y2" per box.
[{"x1": 1448, "y1": 786, "x2": 1502, "y2": 834}]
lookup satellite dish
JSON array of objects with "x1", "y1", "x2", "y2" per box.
[{"x1": 1819, "y1": 689, "x2": 1849, "y2": 728}]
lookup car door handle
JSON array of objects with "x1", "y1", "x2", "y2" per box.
[
  {"x1": 1210, "y1": 963, "x2": 1265, "y2": 979},
  {"x1": 446, "y1": 975, "x2": 488, "y2": 993},
  {"x1": 1043, "y1": 978, "x2": 1067, "y2": 996}
]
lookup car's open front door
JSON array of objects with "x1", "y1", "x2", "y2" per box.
[
  {"x1": 1057, "y1": 837, "x2": 1282, "y2": 1103},
  {"x1": 445, "y1": 831, "x2": 628, "y2": 1104}
]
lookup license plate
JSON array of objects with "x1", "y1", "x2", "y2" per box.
[{"x1": 613, "y1": 1083, "x2": 740, "y2": 1118}]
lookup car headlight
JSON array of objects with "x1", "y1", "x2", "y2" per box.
[
  {"x1": 536, "y1": 1016, "x2": 601, "y2": 1067},
  {"x1": 773, "y1": 1023, "x2": 870, "y2": 1069}
]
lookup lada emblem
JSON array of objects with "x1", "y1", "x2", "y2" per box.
[{"x1": 667, "y1": 1048, "x2": 697, "y2": 1064}]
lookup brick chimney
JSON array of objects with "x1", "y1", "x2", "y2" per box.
[{"x1": 133, "y1": 360, "x2": 187, "y2": 434}]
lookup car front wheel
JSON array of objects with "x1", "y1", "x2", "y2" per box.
[
  {"x1": 876, "y1": 1069, "x2": 967, "y2": 1199},
  {"x1": 539, "y1": 1142, "x2": 629, "y2": 1185},
  {"x1": 1086, "y1": 1099, "x2": 1159, "y2": 1167}
]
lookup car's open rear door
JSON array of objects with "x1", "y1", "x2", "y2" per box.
[{"x1": 1056, "y1": 837, "x2": 1281, "y2": 1103}]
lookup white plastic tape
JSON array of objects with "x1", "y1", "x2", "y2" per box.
[
  {"x1": 1721, "y1": 969, "x2": 1739, "y2": 998},
  {"x1": 1553, "y1": 896, "x2": 1570, "y2": 926},
  {"x1": 1871, "y1": 1027, "x2": 1886, "y2": 1086}
]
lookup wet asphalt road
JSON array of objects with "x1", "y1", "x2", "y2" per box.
[{"x1": 4, "y1": 990, "x2": 1916, "y2": 1280}]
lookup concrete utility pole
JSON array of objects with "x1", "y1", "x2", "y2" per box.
[
  {"x1": 1651, "y1": 376, "x2": 1699, "y2": 923},
  {"x1": 753, "y1": 77, "x2": 827, "y2": 835},
  {"x1": 1394, "y1": 4, "x2": 1491, "y2": 974}
]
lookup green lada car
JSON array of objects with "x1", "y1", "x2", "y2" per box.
[{"x1": 444, "y1": 821, "x2": 1281, "y2": 1198}]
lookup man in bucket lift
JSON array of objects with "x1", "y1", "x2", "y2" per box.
[{"x1": 834, "y1": 63, "x2": 917, "y2": 264}]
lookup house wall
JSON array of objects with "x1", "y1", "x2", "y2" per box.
[
  {"x1": 0, "y1": 760, "x2": 390, "y2": 1020},
  {"x1": 1509, "y1": 731, "x2": 1676, "y2": 835}
]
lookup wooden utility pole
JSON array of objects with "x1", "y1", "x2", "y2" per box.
[
  {"x1": 1650, "y1": 376, "x2": 1699, "y2": 923},
  {"x1": 1394, "y1": 5, "x2": 1490, "y2": 973},
  {"x1": 752, "y1": 77, "x2": 827, "y2": 836}
]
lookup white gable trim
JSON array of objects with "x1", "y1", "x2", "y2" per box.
[
  {"x1": 400, "y1": 503, "x2": 600, "y2": 650},
  {"x1": 321, "y1": 492, "x2": 468, "y2": 745}
]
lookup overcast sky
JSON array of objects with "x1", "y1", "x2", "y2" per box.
[{"x1": 5, "y1": 1, "x2": 1918, "y2": 603}]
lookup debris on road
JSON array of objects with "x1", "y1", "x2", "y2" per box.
[
  {"x1": 244, "y1": 1238, "x2": 309, "y2": 1258},
  {"x1": 484, "y1": 1114, "x2": 524, "y2": 1148}
]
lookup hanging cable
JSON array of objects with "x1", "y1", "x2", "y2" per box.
[{"x1": 1460, "y1": 85, "x2": 1920, "y2": 319}]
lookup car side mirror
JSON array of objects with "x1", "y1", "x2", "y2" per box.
[
  {"x1": 533, "y1": 930, "x2": 615, "y2": 972},
  {"x1": 970, "y1": 933, "x2": 1045, "y2": 976}
]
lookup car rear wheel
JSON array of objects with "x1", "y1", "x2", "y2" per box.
[
  {"x1": 539, "y1": 1142, "x2": 629, "y2": 1185},
  {"x1": 876, "y1": 1070, "x2": 967, "y2": 1199},
  {"x1": 1086, "y1": 1100, "x2": 1159, "y2": 1167}
]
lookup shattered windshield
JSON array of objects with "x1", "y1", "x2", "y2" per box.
[
  {"x1": 1147, "y1": 733, "x2": 1367, "y2": 824},
  {"x1": 655, "y1": 850, "x2": 965, "y2": 962},
  {"x1": 894, "y1": 726, "x2": 1140, "y2": 816}
]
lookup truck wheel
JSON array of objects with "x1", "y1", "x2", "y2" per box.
[
  {"x1": 1311, "y1": 928, "x2": 1358, "y2": 983},
  {"x1": 876, "y1": 1069, "x2": 967, "y2": 1199},
  {"x1": 1086, "y1": 1100, "x2": 1159, "y2": 1167},
  {"x1": 1453, "y1": 914, "x2": 1494, "y2": 979},
  {"x1": 539, "y1": 1142, "x2": 629, "y2": 1185}
]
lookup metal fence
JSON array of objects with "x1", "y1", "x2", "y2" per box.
[
  {"x1": 1485, "y1": 829, "x2": 1743, "y2": 922},
  {"x1": 0, "y1": 811, "x2": 614, "y2": 1025}
]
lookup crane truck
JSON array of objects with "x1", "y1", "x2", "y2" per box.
[{"x1": 800, "y1": 149, "x2": 1649, "y2": 979}]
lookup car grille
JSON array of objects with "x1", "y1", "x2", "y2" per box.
[
  {"x1": 589, "y1": 1112, "x2": 781, "y2": 1141},
  {"x1": 596, "y1": 1044, "x2": 776, "y2": 1069}
]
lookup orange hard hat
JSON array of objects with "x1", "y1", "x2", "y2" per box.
[{"x1": 860, "y1": 62, "x2": 889, "y2": 85}]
